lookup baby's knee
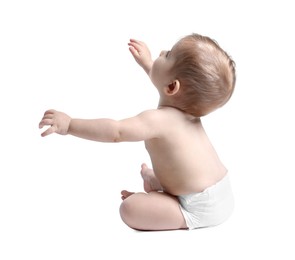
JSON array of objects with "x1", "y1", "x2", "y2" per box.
[
  {"x1": 119, "y1": 193, "x2": 145, "y2": 229},
  {"x1": 119, "y1": 198, "x2": 135, "y2": 228}
]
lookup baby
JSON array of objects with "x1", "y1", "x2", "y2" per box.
[{"x1": 39, "y1": 33, "x2": 236, "y2": 231}]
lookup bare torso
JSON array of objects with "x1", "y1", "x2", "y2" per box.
[{"x1": 144, "y1": 107, "x2": 227, "y2": 195}]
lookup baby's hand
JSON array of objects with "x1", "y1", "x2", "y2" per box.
[
  {"x1": 39, "y1": 109, "x2": 71, "y2": 137},
  {"x1": 128, "y1": 39, "x2": 153, "y2": 74}
]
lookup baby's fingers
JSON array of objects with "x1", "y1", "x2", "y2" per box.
[
  {"x1": 39, "y1": 117, "x2": 55, "y2": 137},
  {"x1": 39, "y1": 118, "x2": 53, "y2": 129},
  {"x1": 128, "y1": 45, "x2": 139, "y2": 58},
  {"x1": 129, "y1": 39, "x2": 144, "y2": 46},
  {"x1": 40, "y1": 125, "x2": 56, "y2": 137},
  {"x1": 128, "y1": 39, "x2": 145, "y2": 52}
]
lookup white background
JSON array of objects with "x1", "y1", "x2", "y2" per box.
[{"x1": 1, "y1": 0, "x2": 294, "y2": 259}]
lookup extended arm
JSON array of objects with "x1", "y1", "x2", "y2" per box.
[
  {"x1": 128, "y1": 39, "x2": 153, "y2": 75},
  {"x1": 39, "y1": 109, "x2": 162, "y2": 142}
]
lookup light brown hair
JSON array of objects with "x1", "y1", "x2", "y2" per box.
[{"x1": 170, "y1": 33, "x2": 236, "y2": 117}]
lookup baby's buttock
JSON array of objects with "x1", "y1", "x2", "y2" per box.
[{"x1": 178, "y1": 174, "x2": 235, "y2": 229}]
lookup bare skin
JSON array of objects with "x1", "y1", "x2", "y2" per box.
[
  {"x1": 121, "y1": 163, "x2": 163, "y2": 199},
  {"x1": 140, "y1": 163, "x2": 163, "y2": 193},
  {"x1": 120, "y1": 163, "x2": 187, "y2": 231},
  {"x1": 39, "y1": 36, "x2": 230, "y2": 231}
]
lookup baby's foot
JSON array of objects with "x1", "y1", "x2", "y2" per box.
[
  {"x1": 121, "y1": 190, "x2": 134, "y2": 200},
  {"x1": 140, "y1": 163, "x2": 163, "y2": 193}
]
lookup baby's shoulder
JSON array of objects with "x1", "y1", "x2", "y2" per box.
[
  {"x1": 141, "y1": 107, "x2": 184, "y2": 120},
  {"x1": 144, "y1": 107, "x2": 200, "y2": 128},
  {"x1": 139, "y1": 107, "x2": 200, "y2": 124},
  {"x1": 158, "y1": 107, "x2": 199, "y2": 123}
]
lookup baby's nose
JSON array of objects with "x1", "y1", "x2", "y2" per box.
[{"x1": 159, "y1": 50, "x2": 165, "y2": 56}]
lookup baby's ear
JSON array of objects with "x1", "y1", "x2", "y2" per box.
[{"x1": 165, "y1": 80, "x2": 180, "y2": 96}]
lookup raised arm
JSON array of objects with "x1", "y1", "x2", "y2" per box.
[
  {"x1": 39, "y1": 109, "x2": 163, "y2": 142},
  {"x1": 128, "y1": 39, "x2": 153, "y2": 75}
]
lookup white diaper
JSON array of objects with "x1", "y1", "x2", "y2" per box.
[{"x1": 178, "y1": 174, "x2": 234, "y2": 230}]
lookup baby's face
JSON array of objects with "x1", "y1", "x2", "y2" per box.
[
  {"x1": 150, "y1": 46, "x2": 176, "y2": 90},
  {"x1": 150, "y1": 38, "x2": 189, "y2": 91}
]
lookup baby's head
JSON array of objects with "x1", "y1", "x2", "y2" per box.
[{"x1": 165, "y1": 33, "x2": 236, "y2": 117}]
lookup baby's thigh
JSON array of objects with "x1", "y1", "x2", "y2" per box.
[{"x1": 119, "y1": 191, "x2": 187, "y2": 230}]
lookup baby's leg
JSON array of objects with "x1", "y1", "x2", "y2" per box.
[
  {"x1": 119, "y1": 191, "x2": 187, "y2": 231},
  {"x1": 121, "y1": 163, "x2": 162, "y2": 200},
  {"x1": 121, "y1": 190, "x2": 134, "y2": 200}
]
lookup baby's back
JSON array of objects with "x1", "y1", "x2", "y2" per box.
[{"x1": 145, "y1": 107, "x2": 227, "y2": 195}]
